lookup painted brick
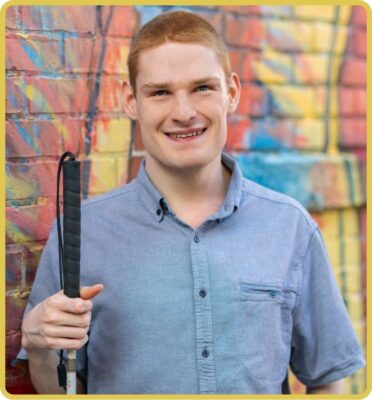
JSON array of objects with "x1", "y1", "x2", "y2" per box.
[
  {"x1": 252, "y1": 49, "x2": 292, "y2": 84},
  {"x1": 101, "y1": 38, "x2": 130, "y2": 75},
  {"x1": 128, "y1": 156, "x2": 143, "y2": 182},
  {"x1": 259, "y1": 6, "x2": 292, "y2": 18},
  {"x1": 24, "y1": 245, "x2": 44, "y2": 286},
  {"x1": 270, "y1": 86, "x2": 316, "y2": 118},
  {"x1": 6, "y1": 78, "x2": 25, "y2": 114},
  {"x1": 6, "y1": 6, "x2": 18, "y2": 29},
  {"x1": 91, "y1": 118, "x2": 131, "y2": 154},
  {"x1": 348, "y1": 28, "x2": 366, "y2": 57},
  {"x1": 350, "y1": 6, "x2": 366, "y2": 27},
  {"x1": 229, "y1": 50, "x2": 260, "y2": 81},
  {"x1": 26, "y1": 77, "x2": 90, "y2": 114},
  {"x1": 65, "y1": 36, "x2": 130, "y2": 75},
  {"x1": 339, "y1": 118, "x2": 366, "y2": 148},
  {"x1": 6, "y1": 33, "x2": 60, "y2": 72},
  {"x1": 6, "y1": 295, "x2": 29, "y2": 332},
  {"x1": 294, "y1": 118, "x2": 326, "y2": 150},
  {"x1": 6, "y1": 358, "x2": 37, "y2": 394},
  {"x1": 6, "y1": 161, "x2": 58, "y2": 200},
  {"x1": 97, "y1": 77, "x2": 124, "y2": 112},
  {"x1": 222, "y1": 6, "x2": 258, "y2": 15},
  {"x1": 133, "y1": 123, "x2": 144, "y2": 152},
  {"x1": 6, "y1": 204, "x2": 55, "y2": 244},
  {"x1": 237, "y1": 84, "x2": 269, "y2": 117},
  {"x1": 266, "y1": 20, "x2": 313, "y2": 52},
  {"x1": 224, "y1": 14, "x2": 264, "y2": 48},
  {"x1": 294, "y1": 54, "x2": 340, "y2": 85},
  {"x1": 340, "y1": 57, "x2": 366, "y2": 86},
  {"x1": 64, "y1": 37, "x2": 94, "y2": 73},
  {"x1": 313, "y1": 22, "x2": 348, "y2": 54},
  {"x1": 84, "y1": 158, "x2": 117, "y2": 195},
  {"x1": 21, "y1": 6, "x2": 96, "y2": 33},
  {"x1": 237, "y1": 153, "x2": 363, "y2": 210},
  {"x1": 294, "y1": 5, "x2": 336, "y2": 21},
  {"x1": 116, "y1": 157, "x2": 129, "y2": 187},
  {"x1": 339, "y1": 88, "x2": 366, "y2": 117},
  {"x1": 226, "y1": 116, "x2": 251, "y2": 151},
  {"x1": 6, "y1": 120, "x2": 62, "y2": 158},
  {"x1": 312, "y1": 86, "x2": 340, "y2": 118},
  {"x1": 101, "y1": 6, "x2": 138, "y2": 37},
  {"x1": 6, "y1": 247, "x2": 24, "y2": 288},
  {"x1": 244, "y1": 118, "x2": 296, "y2": 151}
]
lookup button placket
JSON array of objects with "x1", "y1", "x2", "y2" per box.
[{"x1": 190, "y1": 231, "x2": 217, "y2": 393}]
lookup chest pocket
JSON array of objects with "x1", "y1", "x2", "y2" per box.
[{"x1": 237, "y1": 282, "x2": 296, "y2": 383}]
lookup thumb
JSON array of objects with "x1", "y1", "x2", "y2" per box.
[{"x1": 80, "y1": 284, "x2": 104, "y2": 300}]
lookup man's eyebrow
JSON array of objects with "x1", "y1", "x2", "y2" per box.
[{"x1": 140, "y1": 77, "x2": 221, "y2": 91}]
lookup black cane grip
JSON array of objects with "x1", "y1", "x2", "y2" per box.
[{"x1": 63, "y1": 159, "x2": 81, "y2": 299}]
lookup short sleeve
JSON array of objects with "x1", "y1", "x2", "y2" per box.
[
  {"x1": 16, "y1": 221, "x2": 87, "y2": 380},
  {"x1": 290, "y1": 228, "x2": 365, "y2": 386}
]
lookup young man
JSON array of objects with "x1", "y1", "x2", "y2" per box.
[{"x1": 19, "y1": 11, "x2": 365, "y2": 394}]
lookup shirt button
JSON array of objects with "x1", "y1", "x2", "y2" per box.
[
  {"x1": 199, "y1": 289, "x2": 207, "y2": 297},
  {"x1": 202, "y1": 349, "x2": 209, "y2": 358},
  {"x1": 156, "y1": 209, "x2": 161, "y2": 216},
  {"x1": 194, "y1": 234, "x2": 200, "y2": 243}
]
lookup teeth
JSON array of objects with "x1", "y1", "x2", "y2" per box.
[{"x1": 174, "y1": 130, "x2": 203, "y2": 139}]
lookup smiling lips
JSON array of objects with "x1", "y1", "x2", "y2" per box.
[{"x1": 164, "y1": 128, "x2": 207, "y2": 141}]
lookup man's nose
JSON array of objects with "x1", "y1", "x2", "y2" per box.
[{"x1": 171, "y1": 93, "x2": 197, "y2": 123}]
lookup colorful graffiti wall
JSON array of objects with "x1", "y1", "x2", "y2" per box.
[{"x1": 5, "y1": 5, "x2": 367, "y2": 394}]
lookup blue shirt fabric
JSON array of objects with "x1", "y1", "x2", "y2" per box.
[{"x1": 19, "y1": 153, "x2": 365, "y2": 394}]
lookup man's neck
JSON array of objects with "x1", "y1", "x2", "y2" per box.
[{"x1": 145, "y1": 155, "x2": 231, "y2": 228}]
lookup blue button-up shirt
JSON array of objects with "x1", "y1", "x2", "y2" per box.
[{"x1": 20, "y1": 153, "x2": 365, "y2": 394}]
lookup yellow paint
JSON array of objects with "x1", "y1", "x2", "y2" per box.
[
  {"x1": 294, "y1": 118, "x2": 325, "y2": 150},
  {"x1": 269, "y1": 85, "x2": 315, "y2": 117},
  {"x1": 252, "y1": 48, "x2": 291, "y2": 84},
  {"x1": 347, "y1": 294, "x2": 364, "y2": 321},
  {"x1": 266, "y1": 20, "x2": 313, "y2": 51},
  {"x1": 334, "y1": 266, "x2": 362, "y2": 294},
  {"x1": 92, "y1": 118, "x2": 131, "y2": 154},
  {"x1": 295, "y1": 54, "x2": 341, "y2": 84},
  {"x1": 293, "y1": 5, "x2": 336, "y2": 21},
  {"x1": 88, "y1": 157, "x2": 117, "y2": 195},
  {"x1": 313, "y1": 22, "x2": 348, "y2": 54},
  {"x1": 116, "y1": 157, "x2": 129, "y2": 187}
]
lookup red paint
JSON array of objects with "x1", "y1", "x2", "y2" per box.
[
  {"x1": 224, "y1": 15, "x2": 264, "y2": 48},
  {"x1": 340, "y1": 118, "x2": 366, "y2": 148},
  {"x1": 6, "y1": 77, "x2": 24, "y2": 113},
  {"x1": 226, "y1": 116, "x2": 251, "y2": 151},
  {"x1": 237, "y1": 83, "x2": 268, "y2": 117},
  {"x1": 21, "y1": 5, "x2": 96, "y2": 33},
  {"x1": 6, "y1": 204, "x2": 56, "y2": 244},
  {"x1": 340, "y1": 57, "x2": 366, "y2": 86},
  {"x1": 6, "y1": 33, "x2": 60, "y2": 72},
  {"x1": 102, "y1": 6, "x2": 138, "y2": 37}
]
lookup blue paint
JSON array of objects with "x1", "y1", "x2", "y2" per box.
[
  {"x1": 245, "y1": 119, "x2": 291, "y2": 150},
  {"x1": 236, "y1": 153, "x2": 325, "y2": 210},
  {"x1": 20, "y1": 39, "x2": 44, "y2": 69}
]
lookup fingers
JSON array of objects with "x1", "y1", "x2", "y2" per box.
[
  {"x1": 43, "y1": 335, "x2": 89, "y2": 350},
  {"x1": 80, "y1": 284, "x2": 104, "y2": 300}
]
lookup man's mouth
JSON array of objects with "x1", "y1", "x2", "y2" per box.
[{"x1": 164, "y1": 128, "x2": 207, "y2": 141}]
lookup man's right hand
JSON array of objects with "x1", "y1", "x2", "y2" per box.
[{"x1": 22, "y1": 284, "x2": 104, "y2": 352}]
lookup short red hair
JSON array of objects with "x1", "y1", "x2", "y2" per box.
[{"x1": 127, "y1": 11, "x2": 231, "y2": 95}]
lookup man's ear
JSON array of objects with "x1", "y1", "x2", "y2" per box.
[
  {"x1": 122, "y1": 81, "x2": 137, "y2": 120},
  {"x1": 227, "y1": 72, "x2": 241, "y2": 114}
]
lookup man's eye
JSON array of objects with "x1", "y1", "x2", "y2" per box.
[
  {"x1": 196, "y1": 85, "x2": 210, "y2": 92},
  {"x1": 152, "y1": 90, "x2": 168, "y2": 97}
]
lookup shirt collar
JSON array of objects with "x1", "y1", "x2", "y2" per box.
[{"x1": 136, "y1": 152, "x2": 243, "y2": 223}]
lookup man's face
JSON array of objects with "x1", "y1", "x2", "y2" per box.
[{"x1": 124, "y1": 42, "x2": 240, "y2": 172}]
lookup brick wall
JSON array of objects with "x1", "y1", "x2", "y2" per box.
[{"x1": 5, "y1": 5, "x2": 366, "y2": 394}]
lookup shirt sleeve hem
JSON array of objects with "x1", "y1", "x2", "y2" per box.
[{"x1": 295, "y1": 353, "x2": 366, "y2": 387}]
